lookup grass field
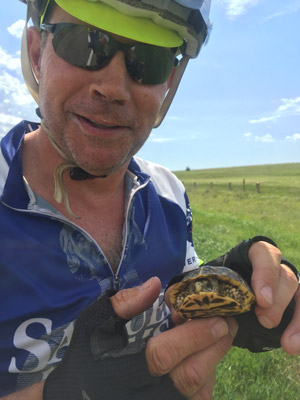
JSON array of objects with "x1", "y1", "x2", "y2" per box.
[{"x1": 174, "y1": 163, "x2": 300, "y2": 400}]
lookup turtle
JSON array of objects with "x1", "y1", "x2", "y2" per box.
[{"x1": 169, "y1": 266, "x2": 256, "y2": 319}]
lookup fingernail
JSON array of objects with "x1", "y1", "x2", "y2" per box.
[
  {"x1": 211, "y1": 319, "x2": 228, "y2": 338},
  {"x1": 258, "y1": 315, "x2": 274, "y2": 329},
  {"x1": 288, "y1": 333, "x2": 300, "y2": 354},
  {"x1": 260, "y1": 286, "x2": 273, "y2": 305},
  {"x1": 140, "y1": 277, "x2": 154, "y2": 291}
]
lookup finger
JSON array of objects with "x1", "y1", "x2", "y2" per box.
[
  {"x1": 110, "y1": 277, "x2": 162, "y2": 320},
  {"x1": 249, "y1": 241, "x2": 282, "y2": 307},
  {"x1": 281, "y1": 285, "x2": 300, "y2": 355},
  {"x1": 190, "y1": 372, "x2": 215, "y2": 400},
  {"x1": 170, "y1": 331, "x2": 233, "y2": 398},
  {"x1": 145, "y1": 317, "x2": 231, "y2": 376},
  {"x1": 255, "y1": 264, "x2": 298, "y2": 329}
]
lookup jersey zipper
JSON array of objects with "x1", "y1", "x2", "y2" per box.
[
  {"x1": 114, "y1": 274, "x2": 120, "y2": 291},
  {"x1": 113, "y1": 173, "x2": 150, "y2": 290}
]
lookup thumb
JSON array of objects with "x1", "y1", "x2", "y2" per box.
[{"x1": 110, "y1": 277, "x2": 162, "y2": 320}]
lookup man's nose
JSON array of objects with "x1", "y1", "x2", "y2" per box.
[{"x1": 88, "y1": 51, "x2": 132, "y2": 103}]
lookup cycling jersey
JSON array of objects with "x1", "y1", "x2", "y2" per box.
[{"x1": 0, "y1": 120, "x2": 199, "y2": 396}]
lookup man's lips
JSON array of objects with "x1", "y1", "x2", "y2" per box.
[
  {"x1": 71, "y1": 113, "x2": 130, "y2": 134},
  {"x1": 79, "y1": 115, "x2": 120, "y2": 129}
]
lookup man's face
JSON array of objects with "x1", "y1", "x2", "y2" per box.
[{"x1": 34, "y1": 6, "x2": 169, "y2": 176}]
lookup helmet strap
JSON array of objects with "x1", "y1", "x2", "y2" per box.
[
  {"x1": 40, "y1": 119, "x2": 106, "y2": 220},
  {"x1": 154, "y1": 55, "x2": 190, "y2": 127}
]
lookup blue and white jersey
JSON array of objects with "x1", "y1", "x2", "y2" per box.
[{"x1": 0, "y1": 121, "x2": 199, "y2": 396}]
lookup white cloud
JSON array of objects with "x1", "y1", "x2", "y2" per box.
[
  {"x1": 0, "y1": 113, "x2": 22, "y2": 126},
  {"x1": 265, "y1": 1, "x2": 300, "y2": 21},
  {"x1": 0, "y1": 112, "x2": 24, "y2": 137},
  {"x1": 254, "y1": 134, "x2": 274, "y2": 143},
  {"x1": 150, "y1": 137, "x2": 175, "y2": 143},
  {"x1": 278, "y1": 97, "x2": 300, "y2": 113},
  {"x1": 249, "y1": 115, "x2": 279, "y2": 124},
  {"x1": 7, "y1": 20, "x2": 26, "y2": 39},
  {"x1": 218, "y1": 0, "x2": 260, "y2": 19},
  {"x1": 0, "y1": 72, "x2": 34, "y2": 106},
  {"x1": 285, "y1": 133, "x2": 300, "y2": 142},
  {"x1": 249, "y1": 96, "x2": 300, "y2": 124},
  {"x1": 0, "y1": 46, "x2": 21, "y2": 72},
  {"x1": 0, "y1": 71, "x2": 36, "y2": 137},
  {"x1": 246, "y1": 131, "x2": 300, "y2": 144},
  {"x1": 0, "y1": 20, "x2": 37, "y2": 138},
  {"x1": 167, "y1": 116, "x2": 181, "y2": 121}
]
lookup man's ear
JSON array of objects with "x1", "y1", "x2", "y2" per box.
[{"x1": 27, "y1": 27, "x2": 42, "y2": 82}]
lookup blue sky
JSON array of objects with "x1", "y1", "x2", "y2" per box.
[{"x1": 1, "y1": 0, "x2": 299, "y2": 171}]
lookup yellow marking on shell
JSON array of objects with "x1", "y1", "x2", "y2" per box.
[{"x1": 169, "y1": 267, "x2": 256, "y2": 319}]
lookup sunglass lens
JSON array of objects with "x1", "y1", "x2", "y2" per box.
[
  {"x1": 52, "y1": 24, "x2": 91, "y2": 68},
  {"x1": 126, "y1": 45, "x2": 175, "y2": 84},
  {"x1": 52, "y1": 24, "x2": 110, "y2": 70}
]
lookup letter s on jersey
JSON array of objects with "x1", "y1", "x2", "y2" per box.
[{"x1": 8, "y1": 318, "x2": 52, "y2": 373}]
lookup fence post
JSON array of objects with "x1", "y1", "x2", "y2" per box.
[
  {"x1": 256, "y1": 182, "x2": 261, "y2": 193},
  {"x1": 228, "y1": 182, "x2": 232, "y2": 191},
  {"x1": 243, "y1": 178, "x2": 246, "y2": 191}
]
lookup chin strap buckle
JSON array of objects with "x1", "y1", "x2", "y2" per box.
[{"x1": 70, "y1": 167, "x2": 107, "y2": 181}]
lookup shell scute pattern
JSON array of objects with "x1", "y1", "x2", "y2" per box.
[{"x1": 170, "y1": 266, "x2": 256, "y2": 319}]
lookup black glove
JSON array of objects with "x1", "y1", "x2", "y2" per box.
[
  {"x1": 43, "y1": 295, "x2": 185, "y2": 400},
  {"x1": 166, "y1": 236, "x2": 299, "y2": 353}
]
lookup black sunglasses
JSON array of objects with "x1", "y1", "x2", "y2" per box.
[{"x1": 40, "y1": 22, "x2": 179, "y2": 85}]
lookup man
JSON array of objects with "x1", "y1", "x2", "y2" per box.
[{"x1": 0, "y1": 0, "x2": 299, "y2": 399}]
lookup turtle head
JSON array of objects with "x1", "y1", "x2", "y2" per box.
[{"x1": 192, "y1": 278, "x2": 219, "y2": 294}]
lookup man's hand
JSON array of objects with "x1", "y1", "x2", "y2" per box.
[
  {"x1": 249, "y1": 241, "x2": 300, "y2": 355},
  {"x1": 9, "y1": 238, "x2": 299, "y2": 400},
  {"x1": 3, "y1": 278, "x2": 235, "y2": 400},
  {"x1": 111, "y1": 277, "x2": 238, "y2": 399}
]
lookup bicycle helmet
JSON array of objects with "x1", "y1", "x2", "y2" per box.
[{"x1": 20, "y1": 0, "x2": 212, "y2": 126}]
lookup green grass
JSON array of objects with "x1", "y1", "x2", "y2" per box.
[{"x1": 174, "y1": 163, "x2": 300, "y2": 400}]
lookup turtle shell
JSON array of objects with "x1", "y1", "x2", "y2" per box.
[{"x1": 169, "y1": 266, "x2": 256, "y2": 319}]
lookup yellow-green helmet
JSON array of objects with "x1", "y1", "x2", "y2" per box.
[{"x1": 20, "y1": 0, "x2": 212, "y2": 126}]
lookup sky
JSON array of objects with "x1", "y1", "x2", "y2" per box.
[{"x1": 0, "y1": 0, "x2": 299, "y2": 171}]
